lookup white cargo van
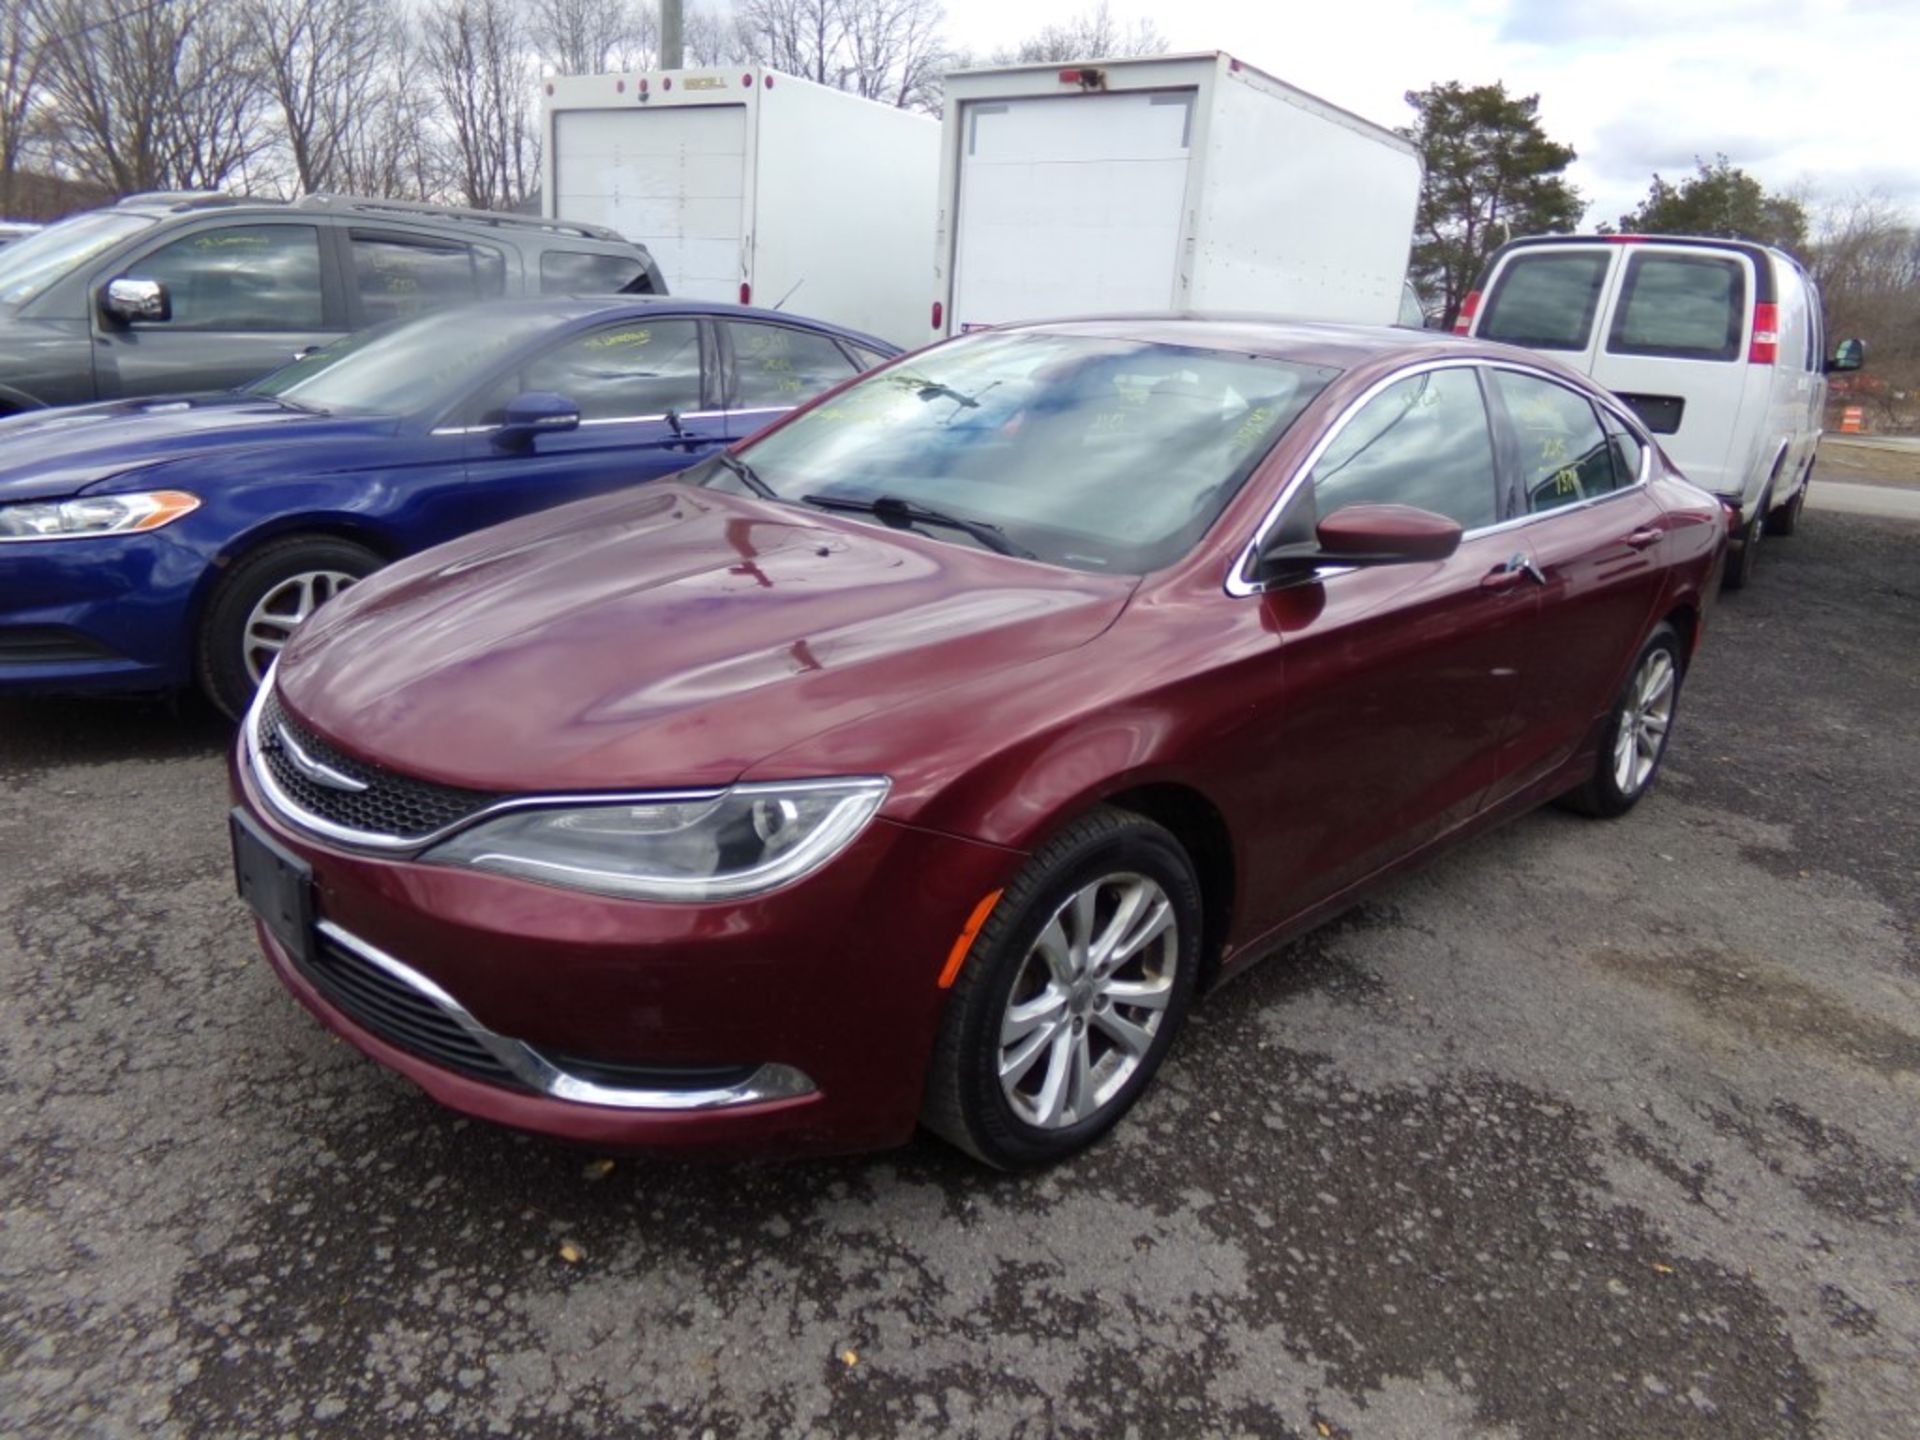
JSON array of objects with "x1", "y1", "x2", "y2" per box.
[
  {"x1": 542, "y1": 68, "x2": 939, "y2": 346},
  {"x1": 1459, "y1": 235, "x2": 1864, "y2": 587},
  {"x1": 932, "y1": 54, "x2": 1422, "y2": 337}
]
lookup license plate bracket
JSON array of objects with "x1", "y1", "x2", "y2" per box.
[{"x1": 231, "y1": 808, "x2": 314, "y2": 967}]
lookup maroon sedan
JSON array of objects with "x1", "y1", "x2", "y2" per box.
[{"x1": 230, "y1": 319, "x2": 1725, "y2": 1167}]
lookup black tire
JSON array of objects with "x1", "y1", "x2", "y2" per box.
[
  {"x1": 197, "y1": 535, "x2": 380, "y2": 719},
  {"x1": 921, "y1": 805, "x2": 1202, "y2": 1169},
  {"x1": 1560, "y1": 623, "x2": 1684, "y2": 819},
  {"x1": 1763, "y1": 475, "x2": 1805, "y2": 537},
  {"x1": 1722, "y1": 488, "x2": 1767, "y2": 591}
]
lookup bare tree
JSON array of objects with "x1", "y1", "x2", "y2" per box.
[
  {"x1": 420, "y1": 0, "x2": 541, "y2": 211},
  {"x1": 735, "y1": 0, "x2": 845, "y2": 86},
  {"x1": 39, "y1": 0, "x2": 270, "y2": 193},
  {"x1": 1812, "y1": 193, "x2": 1920, "y2": 430},
  {"x1": 992, "y1": 1, "x2": 1166, "y2": 64},
  {"x1": 839, "y1": 0, "x2": 945, "y2": 108},
  {"x1": 0, "y1": 0, "x2": 47, "y2": 215},
  {"x1": 244, "y1": 0, "x2": 398, "y2": 193},
  {"x1": 531, "y1": 0, "x2": 655, "y2": 75},
  {"x1": 682, "y1": 1, "x2": 746, "y2": 66},
  {"x1": 333, "y1": 27, "x2": 448, "y2": 200}
]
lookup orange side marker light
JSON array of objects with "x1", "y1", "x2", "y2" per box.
[{"x1": 937, "y1": 888, "x2": 1003, "y2": 989}]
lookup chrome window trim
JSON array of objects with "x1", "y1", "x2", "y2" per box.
[
  {"x1": 430, "y1": 407, "x2": 727, "y2": 439},
  {"x1": 315, "y1": 920, "x2": 817, "y2": 1110},
  {"x1": 1226, "y1": 357, "x2": 1653, "y2": 597}
]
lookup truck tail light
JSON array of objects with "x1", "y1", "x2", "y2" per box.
[
  {"x1": 931, "y1": 300, "x2": 943, "y2": 330},
  {"x1": 1748, "y1": 302, "x2": 1778, "y2": 364},
  {"x1": 739, "y1": 282, "x2": 752, "y2": 306},
  {"x1": 1453, "y1": 289, "x2": 1481, "y2": 335}
]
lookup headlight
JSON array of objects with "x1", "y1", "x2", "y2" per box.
[
  {"x1": 0, "y1": 489, "x2": 200, "y2": 541},
  {"x1": 423, "y1": 778, "x2": 890, "y2": 902}
]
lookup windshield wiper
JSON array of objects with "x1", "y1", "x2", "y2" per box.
[
  {"x1": 801, "y1": 493, "x2": 1036, "y2": 560},
  {"x1": 711, "y1": 450, "x2": 779, "y2": 501}
]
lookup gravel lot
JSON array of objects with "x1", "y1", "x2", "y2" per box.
[{"x1": 3, "y1": 486, "x2": 1916, "y2": 1439}]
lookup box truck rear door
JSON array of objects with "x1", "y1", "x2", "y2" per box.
[
  {"x1": 952, "y1": 90, "x2": 1194, "y2": 331},
  {"x1": 552, "y1": 106, "x2": 748, "y2": 303}
]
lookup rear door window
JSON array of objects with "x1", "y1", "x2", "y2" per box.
[
  {"x1": 1600, "y1": 409, "x2": 1645, "y2": 489},
  {"x1": 727, "y1": 321, "x2": 862, "y2": 410},
  {"x1": 1478, "y1": 252, "x2": 1611, "y2": 351},
  {"x1": 1605, "y1": 252, "x2": 1746, "y2": 362},
  {"x1": 1490, "y1": 370, "x2": 1619, "y2": 514},
  {"x1": 350, "y1": 233, "x2": 507, "y2": 325}
]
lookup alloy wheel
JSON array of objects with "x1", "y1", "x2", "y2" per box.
[
  {"x1": 1612, "y1": 647, "x2": 1676, "y2": 796},
  {"x1": 242, "y1": 570, "x2": 357, "y2": 683},
  {"x1": 997, "y1": 873, "x2": 1179, "y2": 1131}
]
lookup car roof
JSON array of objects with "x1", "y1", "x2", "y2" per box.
[{"x1": 994, "y1": 313, "x2": 1521, "y2": 372}]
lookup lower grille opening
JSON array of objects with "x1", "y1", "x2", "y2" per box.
[
  {"x1": 297, "y1": 931, "x2": 523, "y2": 1090},
  {"x1": 0, "y1": 626, "x2": 122, "y2": 665}
]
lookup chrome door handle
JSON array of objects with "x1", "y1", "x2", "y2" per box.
[
  {"x1": 1625, "y1": 527, "x2": 1662, "y2": 550},
  {"x1": 1482, "y1": 552, "x2": 1546, "y2": 589}
]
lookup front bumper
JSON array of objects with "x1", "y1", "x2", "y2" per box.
[
  {"x1": 0, "y1": 531, "x2": 204, "y2": 693},
  {"x1": 232, "y1": 744, "x2": 1022, "y2": 1158}
]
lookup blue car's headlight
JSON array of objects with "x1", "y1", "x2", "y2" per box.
[
  {"x1": 422, "y1": 778, "x2": 891, "y2": 901},
  {"x1": 0, "y1": 490, "x2": 200, "y2": 541}
]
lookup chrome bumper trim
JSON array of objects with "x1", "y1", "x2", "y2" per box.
[{"x1": 315, "y1": 919, "x2": 817, "y2": 1111}]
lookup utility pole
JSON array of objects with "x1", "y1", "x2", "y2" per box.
[{"x1": 660, "y1": 0, "x2": 683, "y2": 68}]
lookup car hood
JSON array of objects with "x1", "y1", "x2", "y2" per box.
[
  {"x1": 276, "y1": 484, "x2": 1135, "y2": 793},
  {"x1": 0, "y1": 394, "x2": 396, "y2": 502}
]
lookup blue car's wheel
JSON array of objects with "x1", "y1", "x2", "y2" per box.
[{"x1": 198, "y1": 535, "x2": 380, "y2": 718}]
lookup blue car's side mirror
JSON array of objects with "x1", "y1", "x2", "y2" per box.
[{"x1": 494, "y1": 392, "x2": 581, "y2": 447}]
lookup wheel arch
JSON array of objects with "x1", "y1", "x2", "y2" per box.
[
  {"x1": 1094, "y1": 781, "x2": 1237, "y2": 993},
  {"x1": 188, "y1": 516, "x2": 400, "y2": 662}
]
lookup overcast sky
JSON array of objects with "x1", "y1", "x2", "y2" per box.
[{"x1": 942, "y1": 0, "x2": 1920, "y2": 231}]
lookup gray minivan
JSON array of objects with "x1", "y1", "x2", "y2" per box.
[{"x1": 0, "y1": 193, "x2": 665, "y2": 415}]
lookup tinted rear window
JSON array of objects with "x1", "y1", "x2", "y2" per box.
[
  {"x1": 1606, "y1": 252, "x2": 1746, "y2": 362},
  {"x1": 1478, "y1": 252, "x2": 1610, "y2": 351},
  {"x1": 541, "y1": 250, "x2": 651, "y2": 295}
]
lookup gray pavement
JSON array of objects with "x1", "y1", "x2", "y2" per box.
[
  {"x1": 1805, "y1": 481, "x2": 1920, "y2": 521},
  {"x1": 2, "y1": 506, "x2": 1916, "y2": 1439}
]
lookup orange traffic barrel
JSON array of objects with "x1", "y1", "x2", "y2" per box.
[{"x1": 1839, "y1": 406, "x2": 1864, "y2": 433}]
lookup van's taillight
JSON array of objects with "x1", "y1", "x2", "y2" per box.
[
  {"x1": 739, "y1": 282, "x2": 752, "y2": 306},
  {"x1": 1748, "y1": 302, "x2": 1778, "y2": 364},
  {"x1": 931, "y1": 300, "x2": 944, "y2": 330},
  {"x1": 1453, "y1": 290, "x2": 1481, "y2": 335}
]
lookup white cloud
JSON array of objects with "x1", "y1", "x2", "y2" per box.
[{"x1": 941, "y1": 0, "x2": 1920, "y2": 231}]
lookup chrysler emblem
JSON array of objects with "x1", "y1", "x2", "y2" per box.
[{"x1": 274, "y1": 724, "x2": 369, "y2": 793}]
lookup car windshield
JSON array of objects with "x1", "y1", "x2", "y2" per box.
[
  {"x1": 703, "y1": 331, "x2": 1338, "y2": 575},
  {"x1": 0, "y1": 210, "x2": 155, "y2": 306},
  {"x1": 246, "y1": 305, "x2": 561, "y2": 415}
]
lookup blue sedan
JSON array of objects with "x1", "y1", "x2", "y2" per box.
[{"x1": 0, "y1": 298, "x2": 896, "y2": 714}]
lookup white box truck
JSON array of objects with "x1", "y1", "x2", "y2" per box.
[
  {"x1": 542, "y1": 67, "x2": 939, "y2": 346},
  {"x1": 933, "y1": 53, "x2": 1422, "y2": 336}
]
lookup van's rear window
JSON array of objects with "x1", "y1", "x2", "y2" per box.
[
  {"x1": 1478, "y1": 252, "x2": 1610, "y2": 351},
  {"x1": 1605, "y1": 253, "x2": 1746, "y2": 362}
]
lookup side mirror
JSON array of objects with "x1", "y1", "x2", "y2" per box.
[
  {"x1": 493, "y1": 391, "x2": 580, "y2": 447},
  {"x1": 1252, "y1": 502, "x2": 1462, "y2": 586},
  {"x1": 102, "y1": 277, "x2": 170, "y2": 323},
  {"x1": 1825, "y1": 337, "x2": 1865, "y2": 374}
]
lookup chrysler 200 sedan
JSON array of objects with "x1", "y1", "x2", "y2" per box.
[{"x1": 230, "y1": 318, "x2": 1726, "y2": 1167}]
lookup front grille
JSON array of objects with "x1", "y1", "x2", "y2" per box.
[
  {"x1": 257, "y1": 692, "x2": 498, "y2": 843},
  {"x1": 0, "y1": 626, "x2": 121, "y2": 665},
  {"x1": 296, "y1": 929, "x2": 522, "y2": 1089}
]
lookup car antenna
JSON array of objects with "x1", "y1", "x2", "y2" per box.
[{"x1": 770, "y1": 278, "x2": 805, "y2": 312}]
